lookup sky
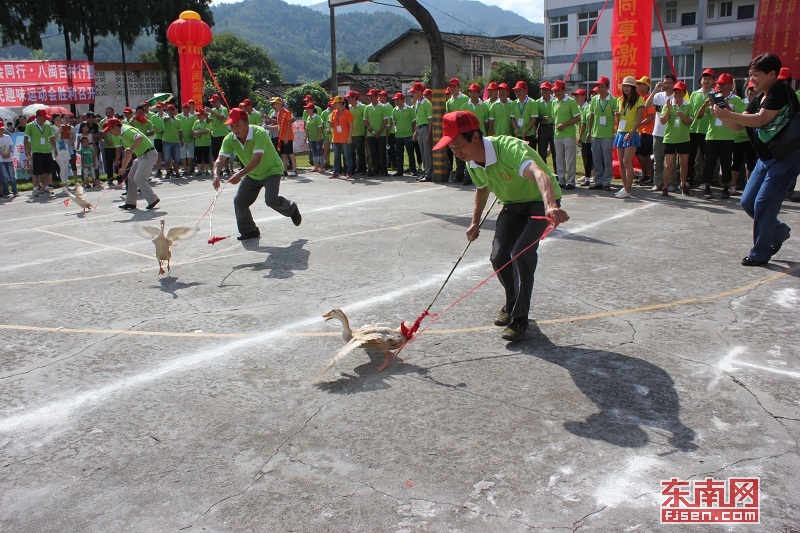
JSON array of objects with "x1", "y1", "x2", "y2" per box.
[{"x1": 210, "y1": 0, "x2": 545, "y2": 24}]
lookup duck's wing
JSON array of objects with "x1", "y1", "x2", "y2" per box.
[
  {"x1": 62, "y1": 187, "x2": 76, "y2": 200},
  {"x1": 316, "y1": 334, "x2": 386, "y2": 378},
  {"x1": 74, "y1": 183, "x2": 86, "y2": 200},
  {"x1": 166, "y1": 226, "x2": 197, "y2": 242},
  {"x1": 138, "y1": 226, "x2": 161, "y2": 239}
]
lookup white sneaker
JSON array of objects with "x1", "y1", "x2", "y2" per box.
[
  {"x1": 615, "y1": 189, "x2": 631, "y2": 198},
  {"x1": 650, "y1": 185, "x2": 660, "y2": 191}
]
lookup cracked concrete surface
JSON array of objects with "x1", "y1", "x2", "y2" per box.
[{"x1": 1, "y1": 175, "x2": 798, "y2": 531}]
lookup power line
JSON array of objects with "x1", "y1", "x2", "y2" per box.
[{"x1": 367, "y1": 0, "x2": 492, "y2": 37}]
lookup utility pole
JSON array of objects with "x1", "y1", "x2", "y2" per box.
[{"x1": 330, "y1": 6, "x2": 338, "y2": 95}]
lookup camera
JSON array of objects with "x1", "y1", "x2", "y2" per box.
[{"x1": 713, "y1": 92, "x2": 727, "y2": 107}]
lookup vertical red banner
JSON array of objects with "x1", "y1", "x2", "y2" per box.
[
  {"x1": 753, "y1": 0, "x2": 800, "y2": 80},
  {"x1": 611, "y1": 0, "x2": 653, "y2": 96}
]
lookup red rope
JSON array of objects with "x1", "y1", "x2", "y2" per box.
[
  {"x1": 653, "y1": 0, "x2": 678, "y2": 79},
  {"x1": 564, "y1": 0, "x2": 611, "y2": 82},
  {"x1": 395, "y1": 216, "x2": 556, "y2": 355},
  {"x1": 203, "y1": 57, "x2": 231, "y2": 110}
]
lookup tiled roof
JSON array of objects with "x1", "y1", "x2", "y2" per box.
[
  {"x1": 320, "y1": 73, "x2": 420, "y2": 93},
  {"x1": 254, "y1": 83, "x2": 303, "y2": 99},
  {"x1": 368, "y1": 29, "x2": 542, "y2": 62}
]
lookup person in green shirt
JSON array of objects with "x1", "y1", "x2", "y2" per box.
[
  {"x1": 488, "y1": 82, "x2": 513, "y2": 137},
  {"x1": 573, "y1": 88, "x2": 594, "y2": 186},
  {"x1": 104, "y1": 117, "x2": 160, "y2": 210},
  {"x1": 242, "y1": 99, "x2": 262, "y2": 126},
  {"x1": 346, "y1": 91, "x2": 367, "y2": 175},
  {"x1": 151, "y1": 103, "x2": 166, "y2": 177},
  {"x1": 659, "y1": 81, "x2": 694, "y2": 197},
  {"x1": 192, "y1": 110, "x2": 212, "y2": 175},
  {"x1": 363, "y1": 88, "x2": 388, "y2": 176},
  {"x1": 551, "y1": 80, "x2": 580, "y2": 189},
  {"x1": 391, "y1": 92, "x2": 417, "y2": 177},
  {"x1": 510, "y1": 80, "x2": 537, "y2": 144},
  {"x1": 99, "y1": 106, "x2": 122, "y2": 185},
  {"x1": 433, "y1": 110, "x2": 569, "y2": 341},
  {"x1": 301, "y1": 95, "x2": 323, "y2": 168},
  {"x1": 304, "y1": 102, "x2": 325, "y2": 172},
  {"x1": 23, "y1": 109, "x2": 57, "y2": 196},
  {"x1": 688, "y1": 68, "x2": 716, "y2": 186},
  {"x1": 411, "y1": 82, "x2": 433, "y2": 182},
  {"x1": 463, "y1": 83, "x2": 489, "y2": 135},
  {"x1": 321, "y1": 99, "x2": 334, "y2": 170},
  {"x1": 206, "y1": 94, "x2": 229, "y2": 169},
  {"x1": 179, "y1": 103, "x2": 197, "y2": 176},
  {"x1": 379, "y1": 90, "x2": 398, "y2": 171},
  {"x1": 445, "y1": 77, "x2": 470, "y2": 182},
  {"x1": 78, "y1": 136, "x2": 96, "y2": 187},
  {"x1": 537, "y1": 81, "x2": 557, "y2": 175},
  {"x1": 161, "y1": 104, "x2": 184, "y2": 179},
  {"x1": 212, "y1": 108, "x2": 302, "y2": 241},
  {"x1": 587, "y1": 76, "x2": 617, "y2": 190}
]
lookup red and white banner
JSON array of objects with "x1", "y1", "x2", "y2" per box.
[
  {"x1": 753, "y1": 0, "x2": 800, "y2": 81},
  {"x1": 610, "y1": 0, "x2": 652, "y2": 96},
  {"x1": 0, "y1": 61, "x2": 95, "y2": 106}
]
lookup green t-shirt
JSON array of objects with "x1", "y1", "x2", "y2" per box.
[
  {"x1": 119, "y1": 124, "x2": 155, "y2": 156},
  {"x1": 79, "y1": 146, "x2": 94, "y2": 167},
  {"x1": 363, "y1": 103, "x2": 388, "y2": 137},
  {"x1": 99, "y1": 117, "x2": 122, "y2": 147},
  {"x1": 248, "y1": 110, "x2": 262, "y2": 126},
  {"x1": 445, "y1": 93, "x2": 469, "y2": 112},
  {"x1": 131, "y1": 117, "x2": 153, "y2": 135},
  {"x1": 151, "y1": 114, "x2": 165, "y2": 140},
  {"x1": 305, "y1": 113, "x2": 324, "y2": 142},
  {"x1": 162, "y1": 115, "x2": 183, "y2": 143},
  {"x1": 25, "y1": 121, "x2": 55, "y2": 154},
  {"x1": 537, "y1": 97, "x2": 555, "y2": 124},
  {"x1": 509, "y1": 97, "x2": 537, "y2": 136},
  {"x1": 661, "y1": 100, "x2": 693, "y2": 144},
  {"x1": 689, "y1": 89, "x2": 714, "y2": 134},
  {"x1": 210, "y1": 106, "x2": 229, "y2": 137},
  {"x1": 589, "y1": 94, "x2": 617, "y2": 139},
  {"x1": 466, "y1": 135, "x2": 561, "y2": 204},
  {"x1": 349, "y1": 103, "x2": 366, "y2": 136},
  {"x1": 552, "y1": 96, "x2": 580, "y2": 139},
  {"x1": 392, "y1": 105, "x2": 416, "y2": 138},
  {"x1": 302, "y1": 106, "x2": 322, "y2": 124},
  {"x1": 489, "y1": 100, "x2": 513, "y2": 136},
  {"x1": 382, "y1": 102, "x2": 394, "y2": 133},
  {"x1": 617, "y1": 95, "x2": 644, "y2": 133},
  {"x1": 219, "y1": 125, "x2": 283, "y2": 181},
  {"x1": 463, "y1": 100, "x2": 490, "y2": 135},
  {"x1": 321, "y1": 108, "x2": 333, "y2": 140},
  {"x1": 414, "y1": 98, "x2": 432, "y2": 127},
  {"x1": 192, "y1": 119, "x2": 211, "y2": 147},
  {"x1": 706, "y1": 94, "x2": 746, "y2": 141},
  {"x1": 578, "y1": 103, "x2": 592, "y2": 143},
  {"x1": 179, "y1": 113, "x2": 197, "y2": 140}
]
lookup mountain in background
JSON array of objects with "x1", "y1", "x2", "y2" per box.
[{"x1": 0, "y1": 0, "x2": 543, "y2": 83}]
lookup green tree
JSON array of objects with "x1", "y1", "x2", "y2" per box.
[
  {"x1": 489, "y1": 62, "x2": 541, "y2": 99},
  {"x1": 204, "y1": 33, "x2": 282, "y2": 85},
  {"x1": 213, "y1": 68, "x2": 255, "y2": 110},
  {"x1": 283, "y1": 84, "x2": 330, "y2": 117}
]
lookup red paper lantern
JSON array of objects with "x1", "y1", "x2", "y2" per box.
[{"x1": 167, "y1": 11, "x2": 213, "y2": 106}]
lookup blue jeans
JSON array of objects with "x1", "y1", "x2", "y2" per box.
[
  {"x1": 740, "y1": 152, "x2": 800, "y2": 261},
  {"x1": 0, "y1": 161, "x2": 15, "y2": 195},
  {"x1": 308, "y1": 140, "x2": 323, "y2": 166},
  {"x1": 332, "y1": 143, "x2": 353, "y2": 175}
]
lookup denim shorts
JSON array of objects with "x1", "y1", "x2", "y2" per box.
[{"x1": 162, "y1": 142, "x2": 181, "y2": 164}]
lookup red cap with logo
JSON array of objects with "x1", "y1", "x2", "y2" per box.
[
  {"x1": 346, "y1": 90, "x2": 359, "y2": 99},
  {"x1": 182, "y1": 102, "x2": 190, "y2": 108},
  {"x1": 366, "y1": 88, "x2": 378, "y2": 96},
  {"x1": 513, "y1": 81, "x2": 528, "y2": 91},
  {"x1": 303, "y1": 94, "x2": 314, "y2": 101},
  {"x1": 303, "y1": 103, "x2": 316, "y2": 110},
  {"x1": 468, "y1": 83, "x2": 481, "y2": 92},
  {"x1": 716, "y1": 73, "x2": 734, "y2": 85},
  {"x1": 571, "y1": 88, "x2": 587, "y2": 96},
  {"x1": 540, "y1": 81, "x2": 552, "y2": 90},
  {"x1": 778, "y1": 67, "x2": 792, "y2": 80},
  {"x1": 498, "y1": 82, "x2": 510, "y2": 91},
  {"x1": 155, "y1": 102, "x2": 164, "y2": 108},
  {"x1": 411, "y1": 81, "x2": 425, "y2": 92},
  {"x1": 552, "y1": 80, "x2": 566, "y2": 90},
  {"x1": 392, "y1": 92, "x2": 404, "y2": 101},
  {"x1": 700, "y1": 68, "x2": 716, "y2": 79},
  {"x1": 102, "y1": 117, "x2": 121, "y2": 131},
  {"x1": 225, "y1": 107, "x2": 249, "y2": 125},
  {"x1": 433, "y1": 111, "x2": 481, "y2": 151},
  {"x1": 209, "y1": 94, "x2": 220, "y2": 102},
  {"x1": 242, "y1": 98, "x2": 254, "y2": 106},
  {"x1": 378, "y1": 90, "x2": 388, "y2": 97},
  {"x1": 487, "y1": 81, "x2": 499, "y2": 90},
  {"x1": 448, "y1": 77, "x2": 460, "y2": 86},
  {"x1": 36, "y1": 109, "x2": 51, "y2": 119},
  {"x1": 673, "y1": 81, "x2": 688, "y2": 92},
  {"x1": 596, "y1": 76, "x2": 611, "y2": 86}
]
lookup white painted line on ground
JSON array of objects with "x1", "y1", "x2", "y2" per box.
[{"x1": 0, "y1": 203, "x2": 651, "y2": 433}]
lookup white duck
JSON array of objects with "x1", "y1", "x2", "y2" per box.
[
  {"x1": 63, "y1": 183, "x2": 93, "y2": 212},
  {"x1": 139, "y1": 219, "x2": 195, "y2": 275},
  {"x1": 318, "y1": 308, "x2": 410, "y2": 377}
]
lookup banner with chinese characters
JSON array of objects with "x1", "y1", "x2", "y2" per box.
[
  {"x1": 0, "y1": 61, "x2": 95, "y2": 106},
  {"x1": 753, "y1": 0, "x2": 799, "y2": 80},
  {"x1": 610, "y1": 0, "x2": 652, "y2": 96}
]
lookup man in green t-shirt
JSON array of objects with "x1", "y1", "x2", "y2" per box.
[
  {"x1": 303, "y1": 102, "x2": 325, "y2": 172},
  {"x1": 687, "y1": 68, "x2": 716, "y2": 186},
  {"x1": 587, "y1": 76, "x2": 617, "y2": 190},
  {"x1": 363, "y1": 88, "x2": 388, "y2": 176},
  {"x1": 537, "y1": 81, "x2": 557, "y2": 175},
  {"x1": 206, "y1": 94, "x2": 229, "y2": 167},
  {"x1": 192, "y1": 110, "x2": 212, "y2": 175},
  {"x1": 179, "y1": 103, "x2": 197, "y2": 176},
  {"x1": 411, "y1": 82, "x2": 433, "y2": 182},
  {"x1": 391, "y1": 92, "x2": 417, "y2": 177},
  {"x1": 104, "y1": 117, "x2": 160, "y2": 210},
  {"x1": 99, "y1": 107, "x2": 122, "y2": 185},
  {"x1": 23, "y1": 109, "x2": 57, "y2": 196},
  {"x1": 433, "y1": 111, "x2": 569, "y2": 341},
  {"x1": 346, "y1": 91, "x2": 367, "y2": 175},
  {"x1": 445, "y1": 77, "x2": 470, "y2": 182},
  {"x1": 488, "y1": 83, "x2": 513, "y2": 137},
  {"x1": 161, "y1": 104, "x2": 184, "y2": 179},
  {"x1": 551, "y1": 80, "x2": 581, "y2": 189},
  {"x1": 151, "y1": 102, "x2": 166, "y2": 177},
  {"x1": 212, "y1": 108, "x2": 302, "y2": 241}
]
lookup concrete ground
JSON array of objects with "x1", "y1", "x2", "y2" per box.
[{"x1": 1, "y1": 171, "x2": 798, "y2": 532}]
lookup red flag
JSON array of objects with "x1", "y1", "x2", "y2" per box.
[
  {"x1": 63, "y1": 199, "x2": 69, "y2": 207},
  {"x1": 208, "y1": 235, "x2": 230, "y2": 245},
  {"x1": 610, "y1": 0, "x2": 652, "y2": 96}
]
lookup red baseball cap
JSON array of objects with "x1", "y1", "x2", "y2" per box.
[
  {"x1": 716, "y1": 73, "x2": 734, "y2": 85},
  {"x1": 571, "y1": 88, "x2": 587, "y2": 96},
  {"x1": 102, "y1": 117, "x2": 121, "y2": 131},
  {"x1": 36, "y1": 109, "x2": 51, "y2": 119},
  {"x1": 303, "y1": 94, "x2": 313, "y2": 101},
  {"x1": 140, "y1": 101, "x2": 148, "y2": 106},
  {"x1": 513, "y1": 81, "x2": 528, "y2": 91},
  {"x1": 596, "y1": 76, "x2": 611, "y2": 86},
  {"x1": 378, "y1": 90, "x2": 389, "y2": 97},
  {"x1": 411, "y1": 81, "x2": 425, "y2": 92},
  {"x1": 673, "y1": 81, "x2": 688, "y2": 92},
  {"x1": 423, "y1": 88, "x2": 432, "y2": 96},
  {"x1": 155, "y1": 102, "x2": 164, "y2": 108},
  {"x1": 468, "y1": 83, "x2": 481, "y2": 92},
  {"x1": 700, "y1": 68, "x2": 716, "y2": 79},
  {"x1": 166, "y1": 104, "x2": 176, "y2": 110},
  {"x1": 182, "y1": 103, "x2": 190, "y2": 108},
  {"x1": 0, "y1": 122, "x2": 4, "y2": 130},
  {"x1": 552, "y1": 80, "x2": 566, "y2": 90},
  {"x1": 433, "y1": 111, "x2": 481, "y2": 151},
  {"x1": 225, "y1": 107, "x2": 249, "y2": 125},
  {"x1": 445, "y1": 87, "x2": 451, "y2": 95},
  {"x1": 123, "y1": 107, "x2": 133, "y2": 113},
  {"x1": 209, "y1": 94, "x2": 220, "y2": 102},
  {"x1": 540, "y1": 81, "x2": 552, "y2": 90},
  {"x1": 448, "y1": 77, "x2": 460, "y2": 86},
  {"x1": 303, "y1": 102, "x2": 316, "y2": 110},
  {"x1": 487, "y1": 81, "x2": 499, "y2": 90},
  {"x1": 778, "y1": 67, "x2": 792, "y2": 80},
  {"x1": 746, "y1": 81, "x2": 755, "y2": 89},
  {"x1": 346, "y1": 90, "x2": 359, "y2": 99},
  {"x1": 392, "y1": 92, "x2": 404, "y2": 101},
  {"x1": 498, "y1": 82, "x2": 510, "y2": 91},
  {"x1": 592, "y1": 87, "x2": 599, "y2": 94},
  {"x1": 196, "y1": 109, "x2": 206, "y2": 115},
  {"x1": 242, "y1": 98, "x2": 254, "y2": 106},
  {"x1": 366, "y1": 88, "x2": 378, "y2": 96}
]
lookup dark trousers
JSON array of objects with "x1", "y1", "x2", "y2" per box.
[
  {"x1": 446, "y1": 146, "x2": 466, "y2": 178},
  {"x1": 703, "y1": 139, "x2": 734, "y2": 185},
  {"x1": 413, "y1": 139, "x2": 422, "y2": 166},
  {"x1": 537, "y1": 124, "x2": 557, "y2": 175},
  {"x1": 233, "y1": 175, "x2": 297, "y2": 236},
  {"x1": 581, "y1": 141, "x2": 594, "y2": 177},
  {"x1": 387, "y1": 133, "x2": 396, "y2": 168},
  {"x1": 394, "y1": 136, "x2": 417, "y2": 175},
  {"x1": 351, "y1": 135, "x2": 366, "y2": 174},
  {"x1": 211, "y1": 136, "x2": 224, "y2": 162},
  {"x1": 688, "y1": 132, "x2": 706, "y2": 185},
  {"x1": 104, "y1": 147, "x2": 117, "y2": 181},
  {"x1": 366, "y1": 135, "x2": 386, "y2": 175},
  {"x1": 491, "y1": 201, "x2": 555, "y2": 320}
]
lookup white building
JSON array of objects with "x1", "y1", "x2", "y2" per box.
[{"x1": 544, "y1": 0, "x2": 759, "y2": 93}]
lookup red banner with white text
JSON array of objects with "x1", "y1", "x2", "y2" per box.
[
  {"x1": 0, "y1": 61, "x2": 95, "y2": 106},
  {"x1": 752, "y1": 0, "x2": 800, "y2": 80},
  {"x1": 611, "y1": 0, "x2": 652, "y2": 96}
]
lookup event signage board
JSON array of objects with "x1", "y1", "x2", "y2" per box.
[{"x1": 0, "y1": 61, "x2": 95, "y2": 106}]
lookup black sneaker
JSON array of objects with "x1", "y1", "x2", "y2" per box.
[
  {"x1": 237, "y1": 231, "x2": 261, "y2": 241},
  {"x1": 494, "y1": 308, "x2": 511, "y2": 327},
  {"x1": 703, "y1": 185, "x2": 712, "y2": 199},
  {"x1": 291, "y1": 206, "x2": 302, "y2": 226},
  {"x1": 118, "y1": 203, "x2": 136, "y2": 210},
  {"x1": 501, "y1": 318, "x2": 528, "y2": 342},
  {"x1": 721, "y1": 188, "x2": 730, "y2": 200}
]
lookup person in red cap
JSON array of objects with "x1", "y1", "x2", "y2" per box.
[
  {"x1": 634, "y1": 76, "x2": 656, "y2": 187},
  {"x1": 587, "y1": 76, "x2": 616, "y2": 191},
  {"x1": 551, "y1": 80, "x2": 580, "y2": 189},
  {"x1": 432, "y1": 111, "x2": 569, "y2": 341},
  {"x1": 24, "y1": 109, "x2": 56, "y2": 196},
  {"x1": 206, "y1": 95, "x2": 229, "y2": 172},
  {"x1": 711, "y1": 52, "x2": 800, "y2": 265},
  {"x1": 659, "y1": 80, "x2": 694, "y2": 197},
  {"x1": 212, "y1": 108, "x2": 302, "y2": 240},
  {"x1": 446, "y1": 77, "x2": 470, "y2": 182},
  {"x1": 329, "y1": 96, "x2": 354, "y2": 178},
  {"x1": 644, "y1": 74, "x2": 678, "y2": 192},
  {"x1": 0, "y1": 121, "x2": 17, "y2": 197},
  {"x1": 537, "y1": 81, "x2": 557, "y2": 174},
  {"x1": 378, "y1": 90, "x2": 398, "y2": 171},
  {"x1": 179, "y1": 103, "x2": 196, "y2": 176},
  {"x1": 465, "y1": 82, "x2": 489, "y2": 143},
  {"x1": 411, "y1": 82, "x2": 433, "y2": 181},
  {"x1": 269, "y1": 97, "x2": 298, "y2": 177},
  {"x1": 695, "y1": 72, "x2": 745, "y2": 199},
  {"x1": 191, "y1": 109, "x2": 212, "y2": 176},
  {"x1": 511, "y1": 81, "x2": 538, "y2": 152},
  {"x1": 486, "y1": 81, "x2": 500, "y2": 104},
  {"x1": 391, "y1": 91, "x2": 417, "y2": 177},
  {"x1": 488, "y1": 82, "x2": 512, "y2": 136},
  {"x1": 346, "y1": 91, "x2": 367, "y2": 175},
  {"x1": 104, "y1": 117, "x2": 161, "y2": 210},
  {"x1": 161, "y1": 104, "x2": 184, "y2": 179},
  {"x1": 687, "y1": 68, "x2": 717, "y2": 187},
  {"x1": 304, "y1": 102, "x2": 325, "y2": 173},
  {"x1": 363, "y1": 88, "x2": 388, "y2": 176},
  {"x1": 573, "y1": 88, "x2": 593, "y2": 186}
]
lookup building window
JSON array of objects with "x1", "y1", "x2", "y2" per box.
[
  {"x1": 651, "y1": 54, "x2": 695, "y2": 86},
  {"x1": 549, "y1": 15, "x2": 568, "y2": 39},
  {"x1": 517, "y1": 60, "x2": 527, "y2": 69},
  {"x1": 707, "y1": 1, "x2": 716, "y2": 19},
  {"x1": 681, "y1": 12, "x2": 696, "y2": 26},
  {"x1": 665, "y1": 1, "x2": 678, "y2": 24},
  {"x1": 578, "y1": 11, "x2": 598, "y2": 36},
  {"x1": 577, "y1": 61, "x2": 598, "y2": 94},
  {"x1": 720, "y1": 1, "x2": 733, "y2": 17},
  {"x1": 472, "y1": 55, "x2": 483, "y2": 79},
  {"x1": 737, "y1": 4, "x2": 755, "y2": 19}
]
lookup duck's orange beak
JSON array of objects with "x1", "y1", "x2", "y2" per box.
[{"x1": 321, "y1": 312, "x2": 332, "y2": 320}]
